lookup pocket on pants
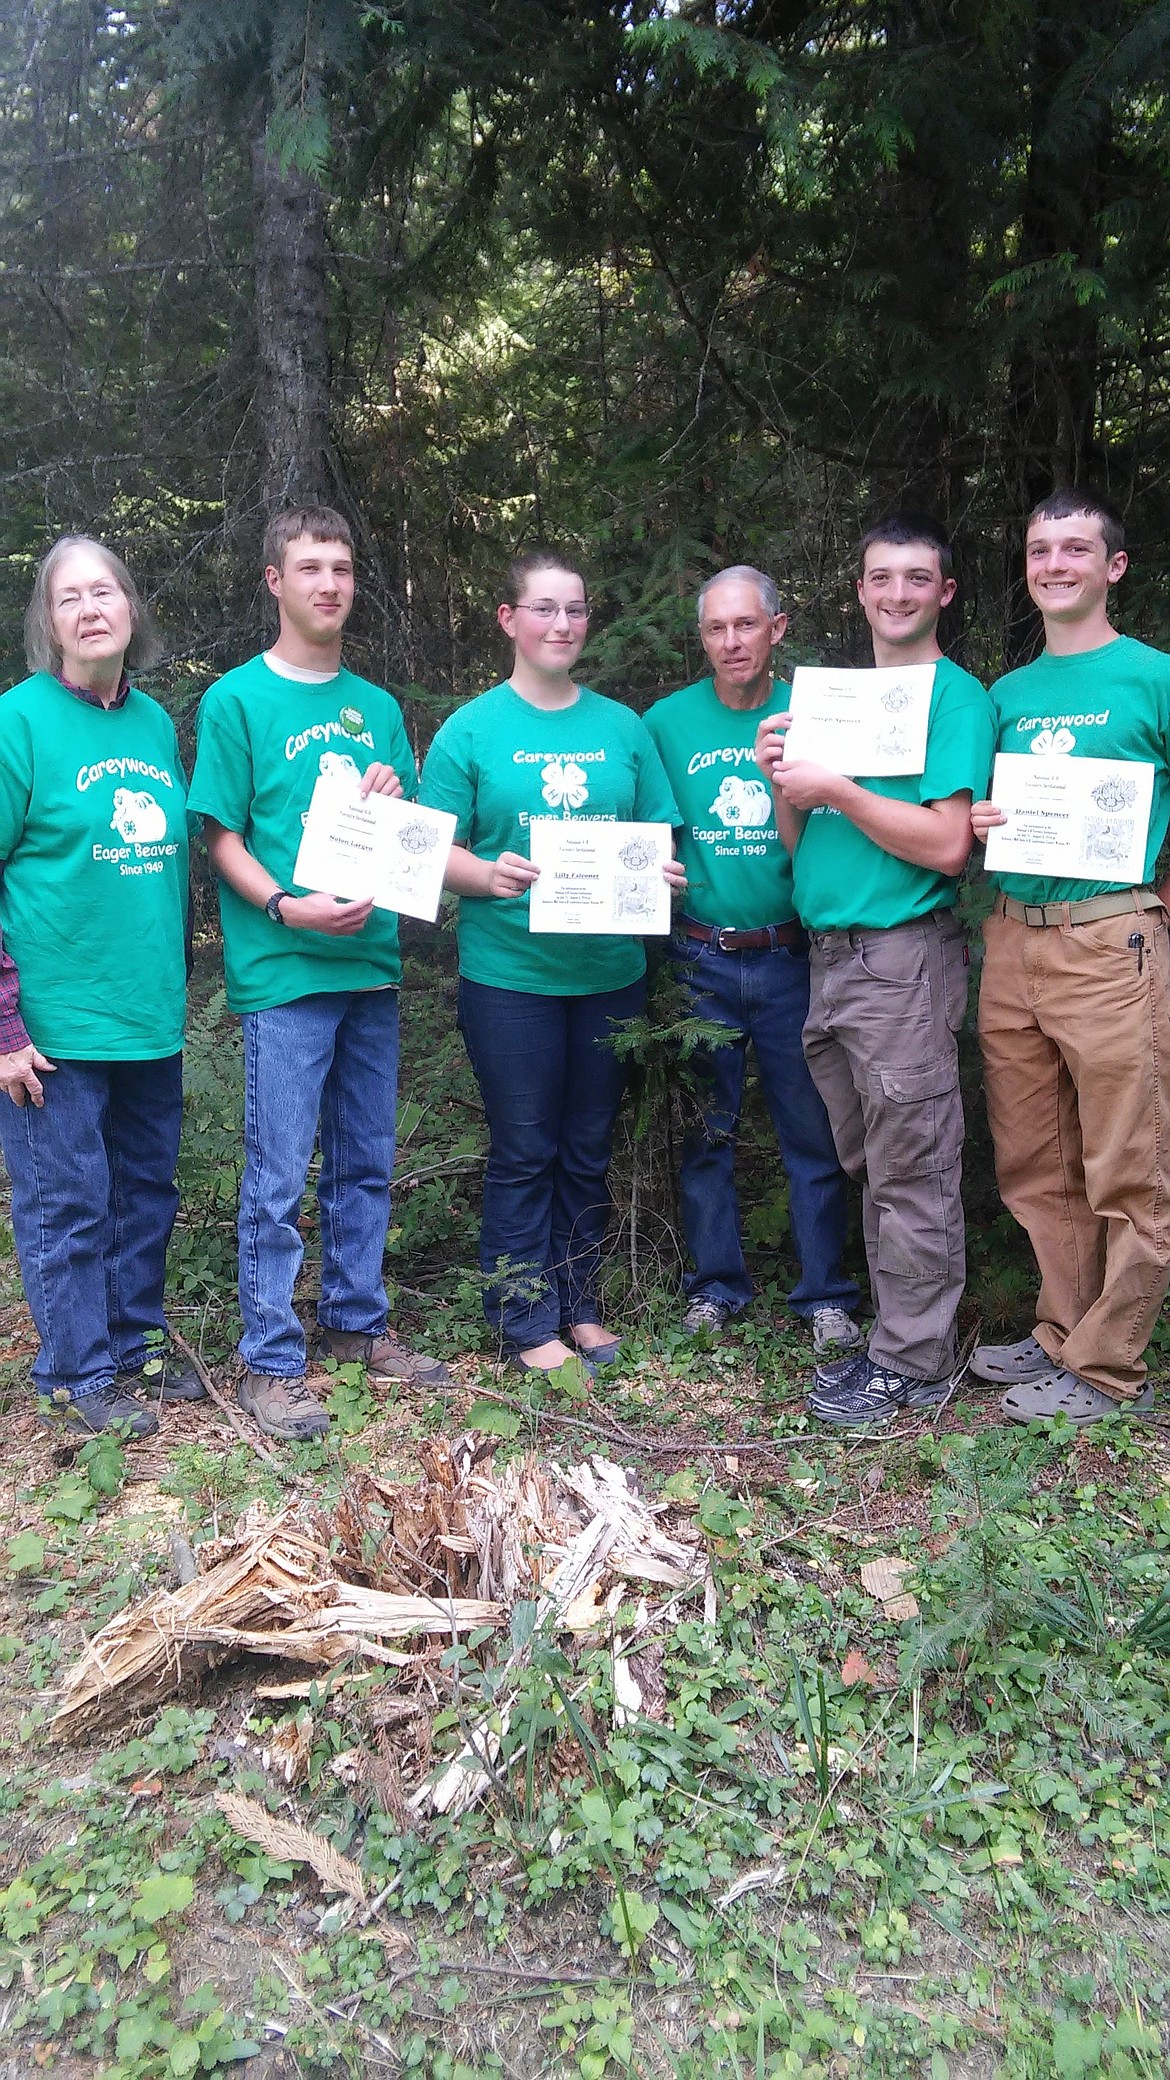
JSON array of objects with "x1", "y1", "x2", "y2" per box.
[
  {"x1": 855, "y1": 932, "x2": 928, "y2": 987},
  {"x1": 874, "y1": 1164, "x2": 958, "y2": 1280},
  {"x1": 871, "y1": 1057, "x2": 963, "y2": 1177}
]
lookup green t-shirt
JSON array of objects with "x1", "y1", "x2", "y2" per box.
[
  {"x1": 987, "y1": 635, "x2": 1170, "y2": 905},
  {"x1": 643, "y1": 677, "x2": 796, "y2": 928},
  {"x1": 188, "y1": 655, "x2": 418, "y2": 1013},
  {"x1": 0, "y1": 673, "x2": 189, "y2": 1059},
  {"x1": 793, "y1": 657, "x2": 995, "y2": 932},
  {"x1": 418, "y1": 681, "x2": 680, "y2": 995}
]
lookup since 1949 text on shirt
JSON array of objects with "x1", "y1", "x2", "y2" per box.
[
  {"x1": 987, "y1": 634, "x2": 1170, "y2": 906},
  {"x1": 188, "y1": 653, "x2": 418, "y2": 1014},
  {"x1": 0, "y1": 672, "x2": 189, "y2": 1059},
  {"x1": 644, "y1": 676, "x2": 797, "y2": 929},
  {"x1": 418, "y1": 682, "x2": 680, "y2": 995}
]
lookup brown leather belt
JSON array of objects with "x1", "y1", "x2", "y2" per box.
[
  {"x1": 1001, "y1": 888, "x2": 1165, "y2": 928},
  {"x1": 680, "y1": 915, "x2": 807, "y2": 952}
]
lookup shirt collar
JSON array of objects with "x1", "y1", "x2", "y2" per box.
[{"x1": 55, "y1": 668, "x2": 131, "y2": 710}]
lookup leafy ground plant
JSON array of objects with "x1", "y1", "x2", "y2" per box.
[
  {"x1": 0, "y1": 955, "x2": 1168, "y2": 2075},
  {"x1": 1, "y1": 1359, "x2": 1168, "y2": 2078}
]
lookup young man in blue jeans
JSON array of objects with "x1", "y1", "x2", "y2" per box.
[
  {"x1": 644, "y1": 567, "x2": 860, "y2": 1352},
  {"x1": 189, "y1": 506, "x2": 448, "y2": 1439}
]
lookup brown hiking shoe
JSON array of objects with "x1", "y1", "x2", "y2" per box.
[
  {"x1": 316, "y1": 1327, "x2": 451, "y2": 1387},
  {"x1": 237, "y1": 1371, "x2": 330, "y2": 1441}
]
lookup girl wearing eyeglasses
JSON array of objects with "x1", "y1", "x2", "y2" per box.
[{"x1": 420, "y1": 547, "x2": 683, "y2": 1379}]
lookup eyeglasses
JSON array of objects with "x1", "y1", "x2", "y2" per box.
[{"x1": 515, "y1": 601, "x2": 590, "y2": 623}]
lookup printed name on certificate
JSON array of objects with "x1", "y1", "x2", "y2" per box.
[
  {"x1": 294, "y1": 776, "x2": 456, "y2": 922},
  {"x1": 527, "y1": 819, "x2": 673, "y2": 935},
  {"x1": 983, "y1": 753, "x2": 1155, "y2": 885},
  {"x1": 784, "y1": 661, "x2": 935, "y2": 777}
]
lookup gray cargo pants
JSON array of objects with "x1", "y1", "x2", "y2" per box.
[{"x1": 802, "y1": 910, "x2": 968, "y2": 1383}]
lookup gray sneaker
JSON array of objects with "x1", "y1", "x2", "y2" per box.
[
  {"x1": 238, "y1": 1372, "x2": 330, "y2": 1441},
  {"x1": 811, "y1": 1306, "x2": 864, "y2": 1359},
  {"x1": 682, "y1": 1298, "x2": 731, "y2": 1336},
  {"x1": 317, "y1": 1327, "x2": 450, "y2": 1387}
]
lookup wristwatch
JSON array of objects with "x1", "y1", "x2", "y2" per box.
[{"x1": 265, "y1": 890, "x2": 293, "y2": 924}]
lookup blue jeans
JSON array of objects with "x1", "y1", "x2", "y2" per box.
[
  {"x1": 0, "y1": 1055, "x2": 183, "y2": 1399},
  {"x1": 674, "y1": 939, "x2": 857, "y2": 1317},
  {"x1": 239, "y1": 990, "x2": 399, "y2": 1376},
  {"x1": 457, "y1": 975, "x2": 645, "y2": 1350}
]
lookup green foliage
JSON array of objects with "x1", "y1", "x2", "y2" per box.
[
  {"x1": 161, "y1": 1441, "x2": 267, "y2": 1535},
  {"x1": 464, "y1": 1398, "x2": 522, "y2": 1439},
  {"x1": 114, "y1": 1708, "x2": 218, "y2": 1780},
  {"x1": 6, "y1": 1531, "x2": 45, "y2": 1576},
  {"x1": 41, "y1": 1432, "x2": 129, "y2": 1526},
  {"x1": 1129, "y1": 1580, "x2": 1170, "y2": 1651},
  {"x1": 132, "y1": 1872, "x2": 195, "y2": 1925},
  {"x1": 171, "y1": 989, "x2": 244, "y2": 1300},
  {"x1": 322, "y1": 1359, "x2": 378, "y2": 1435}
]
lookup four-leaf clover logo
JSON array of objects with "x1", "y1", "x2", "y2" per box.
[{"x1": 541, "y1": 758, "x2": 589, "y2": 812}]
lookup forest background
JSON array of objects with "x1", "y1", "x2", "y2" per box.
[{"x1": 5, "y1": 0, "x2": 1170, "y2": 731}]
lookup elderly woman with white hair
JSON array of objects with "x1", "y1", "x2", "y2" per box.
[{"x1": 0, "y1": 535, "x2": 202, "y2": 1435}]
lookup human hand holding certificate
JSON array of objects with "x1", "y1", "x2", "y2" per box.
[
  {"x1": 293, "y1": 775, "x2": 457, "y2": 922},
  {"x1": 783, "y1": 662, "x2": 936, "y2": 777},
  {"x1": 983, "y1": 754, "x2": 1155, "y2": 883},
  {"x1": 527, "y1": 819, "x2": 673, "y2": 935}
]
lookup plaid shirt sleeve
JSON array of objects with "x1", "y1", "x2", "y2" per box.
[{"x1": 0, "y1": 929, "x2": 30, "y2": 1054}]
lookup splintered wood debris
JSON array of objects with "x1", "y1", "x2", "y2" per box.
[{"x1": 51, "y1": 1440, "x2": 710, "y2": 1771}]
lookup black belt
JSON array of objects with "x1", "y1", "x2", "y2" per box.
[{"x1": 680, "y1": 915, "x2": 807, "y2": 952}]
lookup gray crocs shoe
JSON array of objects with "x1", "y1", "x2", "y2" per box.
[
  {"x1": 1002, "y1": 1367, "x2": 1156, "y2": 1427},
  {"x1": 970, "y1": 1335, "x2": 1052, "y2": 1384}
]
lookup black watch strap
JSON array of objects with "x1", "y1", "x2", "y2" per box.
[{"x1": 266, "y1": 890, "x2": 293, "y2": 924}]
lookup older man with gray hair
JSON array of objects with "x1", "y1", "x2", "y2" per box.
[{"x1": 644, "y1": 567, "x2": 860, "y2": 1352}]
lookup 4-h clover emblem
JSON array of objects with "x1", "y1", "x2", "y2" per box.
[
  {"x1": 1030, "y1": 727, "x2": 1076, "y2": 755},
  {"x1": 399, "y1": 818, "x2": 439, "y2": 855},
  {"x1": 541, "y1": 758, "x2": 589, "y2": 811},
  {"x1": 618, "y1": 837, "x2": 655, "y2": 871},
  {"x1": 881, "y1": 685, "x2": 910, "y2": 713},
  {"x1": 1090, "y1": 775, "x2": 1136, "y2": 813}
]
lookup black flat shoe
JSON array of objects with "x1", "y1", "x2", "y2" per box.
[{"x1": 571, "y1": 1334, "x2": 621, "y2": 1367}]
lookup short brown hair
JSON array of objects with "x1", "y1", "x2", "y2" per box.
[
  {"x1": 263, "y1": 505, "x2": 354, "y2": 573},
  {"x1": 23, "y1": 535, "x2": 161, "y2": 676},
  {"x1": 502, "y1": 545, "x2": 588, "y2": 606},
  {"x1": 858, "y1": 511, "x2": 954, "y2": 581},
  {"x1": 1027, "y1": 488, "x2": 1125, "y2": 560}
]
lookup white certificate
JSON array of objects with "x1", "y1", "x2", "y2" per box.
[
  {"x1": 293, "y1": 775, "x2": 457, "y2": 922},
  {"x1": 983, "y1": 754, "x2": 1155, "y2": 883},
  {"x1": 527, "y1": 819, "x2": 673, "y2": 935},
  {"x1": 783, "y1": 662, "x2": 936, "y2": 776}
]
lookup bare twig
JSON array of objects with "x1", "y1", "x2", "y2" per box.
[{"x1": 170, "y1": 1330, "x2": 308, "y2": 1488}]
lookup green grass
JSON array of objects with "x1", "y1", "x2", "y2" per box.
[{"x1": 0, "y1": 948, "x2": 1168, "y2": 2075}]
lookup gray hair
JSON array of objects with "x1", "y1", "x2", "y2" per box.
[
  {"x1": 696, "y1": 564, "x2": 782, "y2": 623},
  {"x1": 23, "y1": 535, "x2": 161, "y2": 676}
]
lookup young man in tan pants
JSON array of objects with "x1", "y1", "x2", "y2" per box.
[{"x1": 971, "y1": 490, "x2": 1170, "y2": 1425}]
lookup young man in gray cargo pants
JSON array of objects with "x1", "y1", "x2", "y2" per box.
[{"x1": 756, "y1": 514, "x2": 995, "y2": 1425}]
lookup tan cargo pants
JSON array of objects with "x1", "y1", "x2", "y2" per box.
[
  {"x1": 803, "y1": 910, "x2": 969, "y2": 1383},
  {"x1": 978, "y1": 900, "x2": 1170, "y2": 1399}
]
